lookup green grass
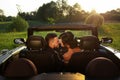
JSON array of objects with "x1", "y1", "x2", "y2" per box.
[
  {"x1": 0, "y1": 32, "x2": 27, "y2": 51},
  {"x1": 99, "y1": 23, "x2": 120, "y2": 50},
  {"x1": 0, "y1": 22, "x2": 120, "y2": 51}
]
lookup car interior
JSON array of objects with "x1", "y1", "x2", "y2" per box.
[{"x1": 0, "y1": 25, "x2": 120, "y2": 80}]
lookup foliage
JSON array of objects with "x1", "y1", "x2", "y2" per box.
[
  {"x1": 99, "y1": 23, "x2": 120, "y2": 50},
  {"x1": 101, "y1": 8, "x2": 120, "y2": 21},
  {"x1": 66, "y1": 7, "x2": 87, "y2": 22},
  {"x1": 1, "y1": 1, "x2": 120, "y2": 23},
  {"x1": 0, "y1": 9, "x2": 14, "y2": 21},
  {"x1": 0, "y1": 32, "x2": 27, "y2": 51},
  {"x1": 0, "y1": 22, "x2": 12, "y2": 32},
  {"x1": 36, "y1": 1, "x2": 59, "y2": 22},
  {"x1": 36, "y1": 0, "x2": 86, "y2": 23},
  {"x1": 8, "y1": 16, "x2": 29, "y2": 32},
  {"x1": 47, "y1": 17, "x2": 55, "y2": 24},
  {"x1": 73, "y1": 3, "x2": 81, "y2": 11},
  {"x1": 0, "y1": 21, "x2": 47, "y2": 32},
  {"x1": 0, "y1": 16, "x2": 14, "y2": 22},
  {"x1": 85, "y1": 13, "x2": 104, "y2": 27},
  {"x1": 0, "y1": 9, "x2": 4, "y2": 15},
  {"x1": 0, "y1": 22, "x2": 120, "y2": 51},
  {"x1": 18, "y1": 11, "x2": 37, "y2": 20},
  {"x1": 0, "y1": 15, "x2": 6, "y2": 21}
]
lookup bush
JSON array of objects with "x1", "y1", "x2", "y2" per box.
[
  {"x1": 85, "y1": 13, "x2": 104, "y2": 28},
  {"x1": 47, "y1": 17, "x2": 55, "y2": 24},
  {"x1": 8, "y1": 16, "x2": 29, "y2": 32}
]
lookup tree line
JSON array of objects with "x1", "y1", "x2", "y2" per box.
[{"x1": 0, "y1": 0, "x2": 120, "y2": 23}]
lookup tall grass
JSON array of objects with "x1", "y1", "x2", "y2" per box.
[
  {"x1": 99, "y1": 23, "x2": 120, "y2": 50},
  {"x1": 0, "y1": 32, "x2": 27, "y2": 50},
  {"x1": 0, "y1": 22, "x2": 120, "y2": 51}
]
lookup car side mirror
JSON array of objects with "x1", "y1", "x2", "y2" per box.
[
  {"x1": 101, "y1": 37, "x2": 113, "y2": 44},
  {"x1": 14, "y1": 38, "x2": 25, "y2": 44}
]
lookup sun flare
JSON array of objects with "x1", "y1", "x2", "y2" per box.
[
  {"x1": 69, "y1": 0, "x2": 120, "y2": 13},
  {"x1": 0, "y1": 0, "x2": 120, "y2": 16}
]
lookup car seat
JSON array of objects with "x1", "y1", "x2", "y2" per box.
[
  {"x1": 19, "y1": 35, "x2": 46, "y2": 57},
  {"x1": 79, "y1": 36, "x2": 100, "y2": 51},
  {"x1": 86, "y1": 57, "x2": 119, "y2": 78},
  {"x1": 23, "y1": 35, "x2": 56, "y2": 73},
  {"x1": 4, "y1": 58, "x2": 37, "y2": 78},
  {"x1": 26, "y1": 35, "x2": 46, "y2": 50},
  {"x1": 67, "y1": 36, "x2": 106, "y2": 74}
]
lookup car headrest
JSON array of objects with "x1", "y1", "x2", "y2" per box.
[
  {"x1": 4, "y1": 58, "x2": 37, "y2": 77},
  {"x1": 26, "y1": 35, "x2": 46, "y2": 50},
  {"x1": 86, "y1": 57, "x2": 119, "y2": 78},
  {"x1": 80, "y1": 36, "x2": 100, "y2": 50}
]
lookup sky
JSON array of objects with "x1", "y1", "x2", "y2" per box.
[{"x1": 0, "y1": 0, "x2": 120, "y2": 16}]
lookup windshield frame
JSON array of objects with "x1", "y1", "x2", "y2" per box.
[{"x1": 28, "y1": 24, "x2": 98, "y2": 37}]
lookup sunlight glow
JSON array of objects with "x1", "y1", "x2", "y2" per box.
[
  {"x1": 68, "y1": 0, "x2": 120, "y2": 13},
  {"x1": 0, "y1": 0, "x2": 120, "y2": 16}
]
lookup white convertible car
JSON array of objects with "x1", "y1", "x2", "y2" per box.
[{"x1": 0, "y1": 24, "x2": 120, "y2": 80}]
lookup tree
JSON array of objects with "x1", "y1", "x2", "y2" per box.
[
  {"x1": 66, "y1": 3, "x2": 86, "y2": 22},
  {"x1": 73, "y1": 3, "x2": 81, "y2": 11},
  {"x1": 56, "y1": 0, "x2": 68, "y2": 14},
  {"x1": 0, "y1": 15, "x2": 6, "y2": 21},
  {"x1": 0, "y1": 9, "x2": 4, "y2": 16},
  {"x1": 18, "y1": 11, "x2": 36, "y2": 20},
  {"x1": 0, "y1": 9, "x2": 5, "y2": 21},
  {"x1": 8, "y1": 16, "x2": 29, "y2": 32},
  {"x1": 101, "y1": 8, "x2": 120, "y2": 21},
  {"x1": 85, "y1": 13, "x2": 104, "y2": 27},
  {"x1": 36, "y1": 0, "x2": 89, "y2": 23},
  {"x1": 36, "y1": 1, "x2": 59, "y2": 23}
]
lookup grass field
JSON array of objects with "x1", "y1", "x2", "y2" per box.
[
  {"x1": 99, "y1": 23, "x2": 120, "y2": 50},
  {"x1": 0, "y1": 22, "x2": 120, "y2": 51},
  {"x1": 0, "y1": 32, "x2": 27, "y2": 51}
]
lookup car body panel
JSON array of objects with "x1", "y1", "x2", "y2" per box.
[
  {"x1": 0, "y1": 46, "x2": 26, "y2": 65},
  {"x1": 101, "y1": 45, "x2": 120, "y2": 59}
]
